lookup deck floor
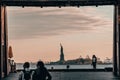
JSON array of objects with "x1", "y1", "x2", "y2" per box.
[{"x1": 3, "y1": 72, "x2": 120, "y2": 80}]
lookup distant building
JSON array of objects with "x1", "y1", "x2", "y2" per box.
[
  {"x1": 49, "y1": 44, "x2": 104, "y2": 65},
  {"x1": 59, "y1": 43, "x2": 65, "y2": 62},
  {"x1": 104, "y1": 57, "x2": 112, "y2": 64}
]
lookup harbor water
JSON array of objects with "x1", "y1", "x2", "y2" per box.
[{"x1": 16, "y1": 64, "x2": 113, "y2": 70}]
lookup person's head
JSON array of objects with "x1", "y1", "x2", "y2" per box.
[
  {"x1": 23, "y1": 62, "x2": 30, "y2": 69},
  {"x1": 37, "y1": 61, "x2": 44, "y2": 68},
  {"x1": 12, "y1": 60, "x2": 14, "y2": 62},
  {"x1": 92, "y1": 55, "x2": 96, "y2": 58}
]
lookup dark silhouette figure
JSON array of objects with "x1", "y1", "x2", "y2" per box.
[
  {"x1": 10, "y1": 60, "x2": 14, "y2": 73},
  {"x1": 66, "y1": 65, "x2": 70, "y2": 69},
  {"x1": 13, "y1": 62, "x2": 16, "y2": 73},
  {"x1": 32, "y1": 61, "x2": 52, "y2": 80},
  {"x1": 19, "y1": 62, "x2": 32, "y2": 80},
  {"x1": 51, "y1": 67, "x2": 54, "y2": 70},
  {"x1": 92, "y1": 55, "x2": 97, "y2": 69}
]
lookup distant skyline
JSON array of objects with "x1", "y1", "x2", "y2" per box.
[{"x1": 7, "y1": 6, "x2": 113, "y2": 63}]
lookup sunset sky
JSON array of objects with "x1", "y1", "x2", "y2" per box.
[{"x1": 7, "y1": 6, "x2": 113, "y2": 63}]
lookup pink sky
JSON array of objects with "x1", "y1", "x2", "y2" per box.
[{"x1": 7, "y1": 6, "x2": 113, "y2": 63}]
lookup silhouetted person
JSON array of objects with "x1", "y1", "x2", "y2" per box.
[
  {"x1": 51, "y1": 67, "x2": 54, "y2": 70},
  {"x1": 19, "y1": 62, "x2": 32, "y2": 80},
  {"x1": 10, "y1": 60, "x2": 14, "y2": 72},
  {"x1": 13, "y1": 62, "x2": 17, "y2": 73},
  {"x1": 92, "y1": 55, "x2": 97, "y2": 69},
  {"x1": 66, "y1": 65, "x2": 70, "y2": 69},
  {"x1": 32, "y1": 61, "x2": 52, "y2": 80}
]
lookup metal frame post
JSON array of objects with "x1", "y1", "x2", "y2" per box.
[{"x1": 113, "y1": 5, "x2": 118, "y2": 76}]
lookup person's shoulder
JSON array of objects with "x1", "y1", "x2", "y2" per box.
[
  {"x1": 29, "y1": 70, "x2": 33, "y2": 74},
  {"x1": 33, "y1": 68, "x2": 38, "y2": 73},
  {"x1": 43, "y1": 67, "x2": 49, "y2": 72},
  {"x1": 23, "y1": 69, "x2": 32, "y2": 73},
  {"x1": 43, "y1": 67, "x2": 47, "y2": 70}
]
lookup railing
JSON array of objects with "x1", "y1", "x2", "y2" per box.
[{"x1": 17, "y1": 68, "x2": 113, "y2": 72}]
